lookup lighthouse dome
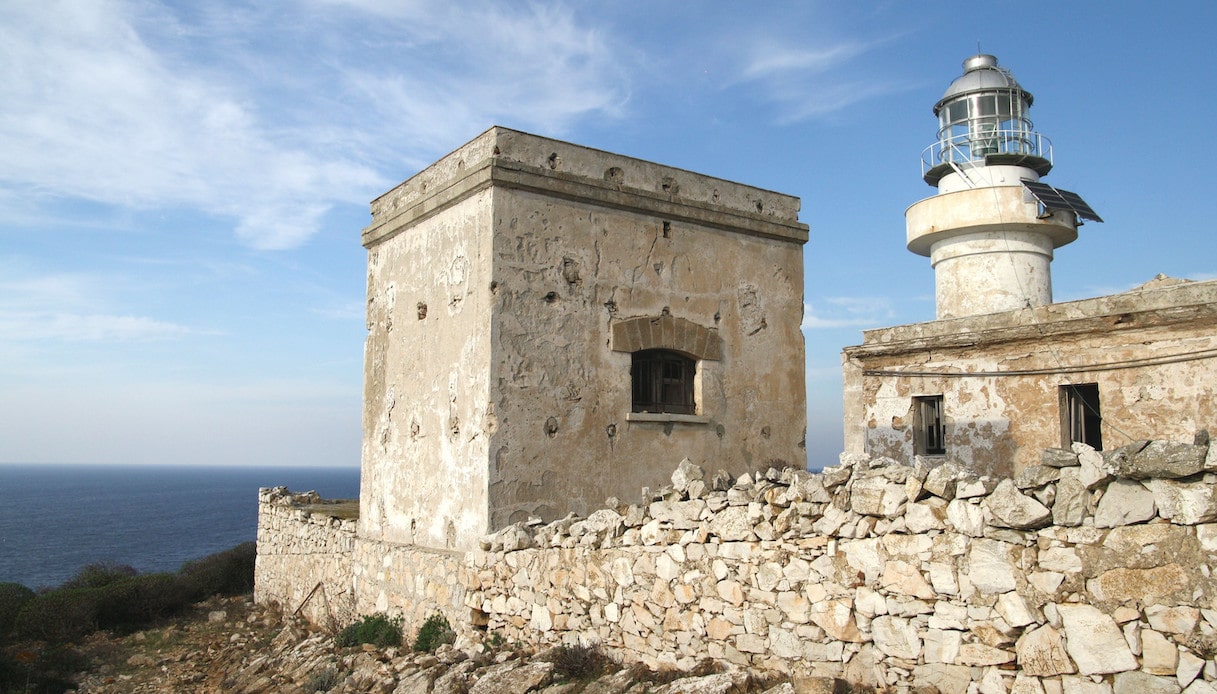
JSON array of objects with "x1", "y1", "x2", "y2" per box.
[{"x1": 934, "y1": 54, "x2": 1033, "y2": 116}]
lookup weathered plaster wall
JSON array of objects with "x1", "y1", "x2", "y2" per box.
[
  {"x1": 359, "y1": 188, "x2": 495, "y2": 550},
  {"x1": 843, "y1": 278, "x2": 1217, "y2": 476},
  {"x1": 486, "y1": 186, "x2": 806, "y2": 527},
  {"x1": 359, "y1": 127, "x2": 807, "y2": 549}
]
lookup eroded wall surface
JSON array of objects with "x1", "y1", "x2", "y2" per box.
[
  {"x1": 486, "y1": 185, "x2": 806, "y2": 527},
  {"x1": 843, "y1": 278, "x2": 1217, "y2": 475},
  {"x1": 359, "y1": 188, "x2": 495, "y2": 550},
  {"x1": 359, "y1": 127, "x2": 808, "y2": 549}
]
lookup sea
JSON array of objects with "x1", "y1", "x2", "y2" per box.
[{"x1": 0, "y1": 463, "x2": 360, "y2": 590}]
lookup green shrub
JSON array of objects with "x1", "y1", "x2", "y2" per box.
[
  {"x1": 178, "y1": 541, "x2": 256, "y2": 598},
  {"x1": 13, "y1": 588, "x2": 99, "y2": 643},
  {"x1": 412, "y1": 612, "x2": 455, "y2": 652},
  {"x1": 336, "y1": 613, "x2": 403, "y2": 649},
  {"x1": 60, "y1": 562, "x2": 138, "y2": 590},
  {"x1": 10, "y1": 543, "x2": 257, "y2": 645},
  {"x1": 550, "y1": 643, "x2": 612, "y2": 682},
  {"x1": 0, "y1": 582, "x2": 35, "y2": 640}
]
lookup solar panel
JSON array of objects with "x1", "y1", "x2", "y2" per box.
[{"x1": 1021, "y1": 179, "x2": 1104, "y2": 223}]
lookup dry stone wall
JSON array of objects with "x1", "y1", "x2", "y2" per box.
[
  {"x1": 257, "y1": 434, "x2": 1217, "y2": 693},
  {"x1": 255, "y1": 488, "x2": 358, "y2": 630}
]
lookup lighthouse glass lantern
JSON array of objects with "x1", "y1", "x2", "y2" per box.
[{"x1": 923, "y1": 54, "x2": 1052, "y2": 186}]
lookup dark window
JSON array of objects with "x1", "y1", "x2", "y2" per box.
[
  {"x1": 914, "y1": 395, "x2": 945, "y2": 455},
  {"x1": 1061, "y1": 383, "x2": 1103, "y2": 450},
  {"x1": 631, "y1": 349, "x2": 695, "y2": 415}
]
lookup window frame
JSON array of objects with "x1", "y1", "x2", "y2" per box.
[
  {"x1": 631, "y1": 349, "x2": 696, "y2": 415},
  {"x1": 913, "y1": 395, "x2": 946, "y2": 456},
  {"x1": 1061, "y1": 383, "x2": 1103, "y2": 450}
]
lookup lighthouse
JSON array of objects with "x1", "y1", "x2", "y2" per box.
[{"x1": 906, "y1": 54, "x2": 1100, "y2": 319}]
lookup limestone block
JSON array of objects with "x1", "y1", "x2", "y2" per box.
[
  {"x1": 1017, "y1": 625, "x2": 1075, "y2": 676},
  {"x1": 881, "y1": 560, "x2": 935, "y2": 600},
  {"x1": 853, "y1": 586, "x2": 887, "y2": 618},
  {"x1": 912, "y1": 663, "x2": 973, "y2": 694},
  {"x1": 1147, "y1": 479, "x2": 1217, "y2": 525},
  {"x1": 850, "y1": 475, "x2": 905, "y2": 517},
  {"x1": 1043, "y1": 448, "x2": 1081, "y2": 468},
  {"x1": 776, "y1": 591, "x2": 810, "y2": 623},
  {"x1": 1111, "y1": 671, "x2": 1181, "y2": 694},
  {"x1": 1017, "y1": 464, "x2": 1063, "y2": 489},
  {"x1": 929, "y1": 562, "x2": 960, "y2": 595},
  {"x1": 996, "y1": 591, "x2": 1036, "y2": 627},
  {"x1": 957, "y1": 642, "x2": 1015, "y2": 666},
  {"x1": 1060, "y1": 676, "x2": 1113, "y2": 694},
  {"x1": 649, "y1": 500, "x2": 705, "y2": 530},
  {"x1": 956, "y1": 476, "x2": 999, "y2": 499},
  {"x1": 1108, "y1": 440, "x2": 1209, "y2": 480},
  {"x1": 1053, "y1": 469, "x2": 1088, "y2": 527},
  {"x1": 947, "y1": 499, "x2": 985, "y2": 537},
  {"x1": 1088, "y1": 564, "x2": 1190, "y2": 604},
  {"x1": 905, "y1": 498, "x2": 948, "y2": 532},
  {"x1": 1075, "y1": 443, "x2": 1112, "y2": 490},
  {"x1": 671, "y1": 459, "x2": 705, "y2": 492},
  {"x1": 808, "y1": 599, "x2": 863, "y2": 642},
  {"x1": 924, "y1": 461, "x2": 965, "y2": 500},
  {"x1": 1094, "y1": 480, "x2": 1157, "y2": 527},
  {"x1": 1146, "y1": 605, "x2": 1200, "y2": 635},
  {"x1": 924, "y1": 628, "x2": 963, "y2": 664},
  {"x1": 650, "y1": 672, "x2": 749, "y2": 694},
  {"x1": 707, "y1": 506, "x2": 754, "y2": 541},
  {"x1": 1012, "y1": 675, "x2": 1048, "y2": 694},
  {"x1": 978, "y1": 668, "x2": 1009, "y2": 694},
  {"x1": 1183, "y1": 681, "x2": 1217, "y2": 694},
  {"x1": 1058, "y1": 603, "x2": 1138, "y2": 675},
  {"x1": 986, "y1": 479, "x2": 1053, "y2": 529},
  {"x1": 1038, "y1": 547, "x2": 1082, "y2": 574},
  {"x1": 967, "y1": 539, "x2": 1018, "y2": 595},
  {"x1": 1142, "y1": 628, "x2": 1180, "y2": 675},
  {"x1": 1177, "y1": 650, "x2": 1205, "y2": 688},
  {"x1": 871, "y1": 615, "x2": 922, "y2": 659},
  {"x1": 468, "y1": 661, "x2": 554, "y2": 694},
  {"x1": 842, "y1": 538, "x2": 886, "y2": 582}
]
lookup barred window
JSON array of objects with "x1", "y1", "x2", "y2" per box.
[
  {"x1": 914, "y1": 395, "x2": 945, "y2": 456},
  {"x1": 631, "y1": 350, "x2": 695, "y2": 415}
]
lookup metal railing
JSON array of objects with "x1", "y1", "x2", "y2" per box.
[{"x1": 921, "y1": 129, "x2": 1053, "y2": 177}]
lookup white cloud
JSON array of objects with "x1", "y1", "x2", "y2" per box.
[
  {"x1": 802, "y1": 296, "x2": 895, "y2": 330},
  {"x1": 725, "y1": 32, "x2": 913, "y2": 122},
  {"x1": 0, "y1": 0, "x2": 629, "y2": 250}
]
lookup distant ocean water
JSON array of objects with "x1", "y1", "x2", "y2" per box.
[{"x1": 0, "y1": 463, "x2": 359, "y2": 590}]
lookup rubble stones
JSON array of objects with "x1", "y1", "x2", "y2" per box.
[{"x1": 258, "y1": 434, "x2": 1217, "y2": 694}]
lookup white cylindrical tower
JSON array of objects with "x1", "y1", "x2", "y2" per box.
[{"x1": 907, "y1": 54, "x2": 1077, "y2": 319}]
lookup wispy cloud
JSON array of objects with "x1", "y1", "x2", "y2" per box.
[
  {"x1": 802, "y1": 296, "x2": 895, "y2": 330},
  {"x1": 724, "y1": 31, "x2": 912, "y2": 122},
  {"x1": 0, "y1": 0, "x2": 629, "y2": 250},
  {"x1": 0, "y1": 270, "x2": 199, "y2": 342}
]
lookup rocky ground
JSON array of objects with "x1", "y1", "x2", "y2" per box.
[{"x1": 24, "y1": 595, "x2": 868, "y2": 694}]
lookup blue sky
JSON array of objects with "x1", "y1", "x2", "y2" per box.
[{"x1": 2, "y1": 1, "x2": 1215, "y2": 469}]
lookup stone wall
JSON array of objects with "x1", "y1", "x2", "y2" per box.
[
  {"x1": 257, "y1": 434, "x2": 1217, "y2": 692},
  {"x1": 254, "y1": 487, "x2": 358, "y2": 630}
]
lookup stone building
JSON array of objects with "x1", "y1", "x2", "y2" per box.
[
  {"x1": 360, "y1": 127, "x2": 808, "y2": 551},
  {"x1": 842, "y1": 55, "x2": 1217, "y2": 475}
]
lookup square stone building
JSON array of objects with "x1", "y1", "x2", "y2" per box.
[{"x1": 359, "y1": 127, "x2": 808, "y2": 550}]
